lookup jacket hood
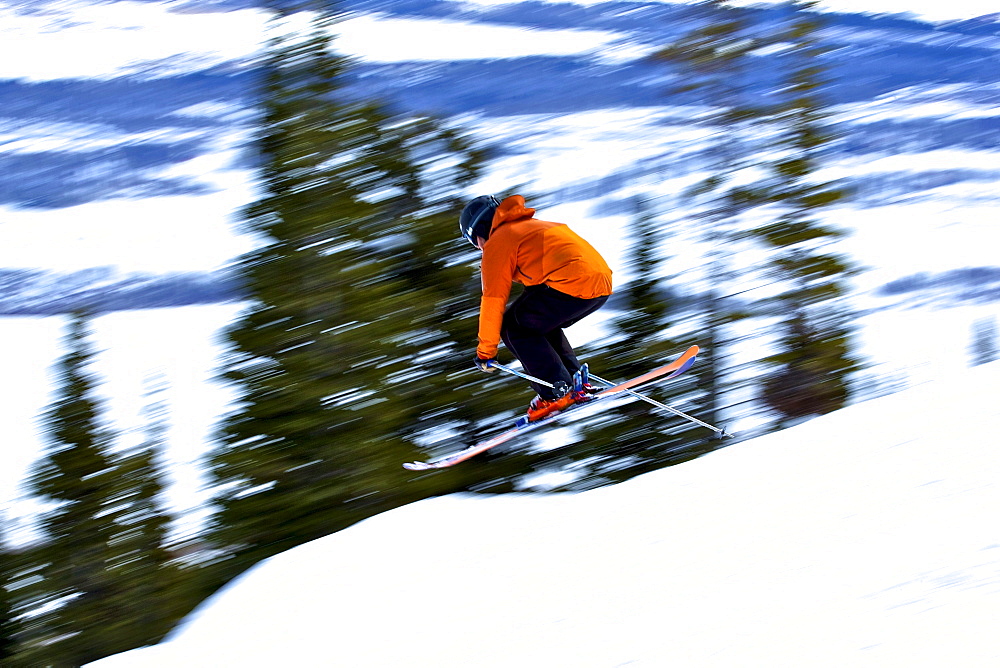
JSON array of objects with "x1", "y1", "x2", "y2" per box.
[{"x1": 491, "y1": 195, "x2": 536, "y2": 232}]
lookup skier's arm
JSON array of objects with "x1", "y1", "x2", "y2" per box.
[{"x1": 476, "y1": 243, "x2": 516, "y2": 359}]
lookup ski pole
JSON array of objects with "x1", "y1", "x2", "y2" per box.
[
  {"x1": 587, "y1": 372, "x2": 732, "y2": 439},
  {"x1": 488, "y1": 361, "x2": 557, "y2": 389}
]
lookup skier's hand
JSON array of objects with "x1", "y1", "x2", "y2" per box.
[{"x1": 474, "y1": 356, "x2": 497, "y2": 373}]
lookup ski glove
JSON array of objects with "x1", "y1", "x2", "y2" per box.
[{"x1": 474, "y1": 356, "x2": 497, "y2": 373}]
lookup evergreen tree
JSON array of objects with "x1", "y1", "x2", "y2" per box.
[
  {"x1": 21, "y1": 313, "x2": 122, "y2": 666},
  {"x1": 101, "y1": 374, "x2": 181, "y2": 646},
  {"x1": 15, "y1": 327, "x2": 199, "y2": 666},
  {"x1": 752, "y1": 1, "x2": 859, "y2": 423},
  {"x1": 657, "y1": 0, "x2": 858, "y2": 429},
  {"x1": 0, "y1": 521, "x2": 17, "y2": 663},
  {"x1": 206, "y1": 3, "x2": 503, "y2": 578},
  {"x1": 652, "y1": 0, "x2": 767, "y2": 431},
  {"x1": 4, "y1": 543, "x2": 47, "y2": 668}
]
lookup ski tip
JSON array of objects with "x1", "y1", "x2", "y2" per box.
[
  {"x1": 403, "y1": 461, "x2": 431, "y2": 471},
  {"x1": 666, "y1": 354, "x2": 698, "y2": 379}
]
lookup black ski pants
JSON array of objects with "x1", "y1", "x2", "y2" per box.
[{"x1": 501, "y1": 284, "x2": 608, "y2": 400}]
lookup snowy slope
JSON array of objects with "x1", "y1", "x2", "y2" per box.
[{"x1": 89, "y1": 361, "x2": 1000, "y2": 667}]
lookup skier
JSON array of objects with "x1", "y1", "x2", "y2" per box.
[{"x1": 461, "y1": 194, "x2": 613, "y2": 421}]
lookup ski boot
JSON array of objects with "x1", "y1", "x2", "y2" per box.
[{"x1": 525, "y1": 381, "x2": 574, "y2": 423}]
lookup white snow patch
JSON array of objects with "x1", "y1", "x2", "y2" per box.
[
  {"x1": 336, "y1": 14, "x2": 624, "y2": 62},
  {"x1": 0, "y1": 3, "x2": 627, "y2": 81},
  {"x1": 0, "y1": 192, "x2": 256, "y2": 274},
  {"x1": 0, "y1": 1, "x2": 267, "y2": 81}
]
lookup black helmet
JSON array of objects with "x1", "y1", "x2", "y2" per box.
[{"x1": 459, "y1": 195, "x2": 500, "y2": 248}]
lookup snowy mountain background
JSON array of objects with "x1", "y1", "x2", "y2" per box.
[
  {"x1": 87, "y1": 359, "x2": 1000, "y2": 667},
  {"x1": 2, "y1": 0, "x2": 999, "y2": 542}
]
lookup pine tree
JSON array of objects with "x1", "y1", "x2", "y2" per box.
[
  {"x1": 21, "y1": 313, "x2": 122, "y2": 666},
  {"x1": 657, "y1": 0, "x2": 859, "y2": 429},
  {"x1": 652, "y1": 0, "x2": 766, "y2": 431},
  {"x1": 101, "y1": 373, "x2": 181, "y2": 646},
  {"x1": 0, "y1": 521, "x2": 17, "y2": 663},
  {"x1": 205, "y1": 3, "x2": 501, "y2": 578},
  {"x1": 753, "y1": 1, "x2": 860, "y2": 424}
]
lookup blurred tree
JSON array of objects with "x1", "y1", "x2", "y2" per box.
[
  {"x1": 751, "y1": 1, "x2": 860, "y2": 424},
  {"x1": 0, "y1": 522, "x2": 16, "y2": 663},
  {"x1": 970, "y1": 316, "x2": 999, "y2": 366},
  {"x1": 652, "y1": 0, "x2": 766, "y2": 431},
  {"x1": 204, "y1": 2, "x2": 518, "y2": 580},
  {"x1": 20, "y1": 313, "x2": 123, "y2": 666},
  {"x1": 4, "y1": 547, "x2": 45, "y2": 668},
  {"x1": 656, "y1": 0, "x2": 859, "y2": 429},
  {"x1": 15, "y1": 317, "x2": 184, "y2": 666},
  {"x1": 100, "y1": 374, "x2": 184, "y2": 646}
]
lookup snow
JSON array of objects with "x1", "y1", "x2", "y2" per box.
[
  {"x1": 87, "y1": 360, "x2": 1000, "y2": 667},
  {"x1": 856, "y1": 306, "x2": 1000, "y2": 387},
  {"x1": 0, "y1": 2, "x2": 266, "y2": 81},
  {"x1": 2, "y1": 0, "x2": 995, "y2": 84},
  {"x1": 834, "y1": 201, "x2": 1000, "y2": 284},
  {"x1": 0, "y1": 184, "x2": 256, "y2": 273},
  {"x1": 457, "y1": 0, "x2": 1000, "y2": 24},
  {"x1": 336, "y1": 14, "x2": 625, "y2": 62},
  {"x1": 0, "y1": 2, "x2": 626, "y2": 82}
]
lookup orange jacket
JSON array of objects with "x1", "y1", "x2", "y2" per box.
[{"x1": 476, "y1": 195, "x2": 613, "y2": 359}]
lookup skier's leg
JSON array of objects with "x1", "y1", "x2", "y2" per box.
[
  {"x1": 545, "y1": 328, "x2": 582, "y2": 375},
  {"x1": 560, "y1": 293, "x2": 608, "y2": 328},
  {"x1": 501, "y1": 287, "x2": 573, "y2": 399},
  {"x1": 501, "y1": 287, "x2": 609, "y2": 398},
  {"x1": 501, "y1": 315, "x2": 572, "y2": 400},
  {"x1": 543, "y1": 292, "x2": 609, "y2": 375}
]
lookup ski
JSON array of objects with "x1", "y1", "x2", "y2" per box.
[{"x1": 403, "y1": 345, "x2": 699, "y2": 471}]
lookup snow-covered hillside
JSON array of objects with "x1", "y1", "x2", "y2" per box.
[{"x1": 89, "y1": 360, "x2": 1000, "y2": 667}]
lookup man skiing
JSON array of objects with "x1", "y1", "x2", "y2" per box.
[{"x1": 460, "y1": 194, "x2": 613, "y2": 422}]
